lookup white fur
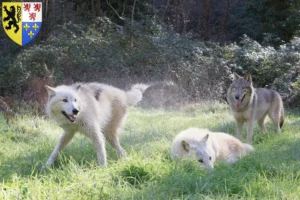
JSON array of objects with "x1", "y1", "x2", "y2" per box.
[
  {"x1": 171, "y1": 128, "x2": 254, "y2": 169},
  {"x1": 44, "y1": 82, "x2": 149, "y2": 167},
  {"x1": 126, "y1": 83, "x2": 150, "y2": 105}
]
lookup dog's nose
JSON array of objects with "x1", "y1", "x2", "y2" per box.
[
  {"x1": 72, "y1": 109, "x2": 79, "y2": 115},
  {"x1": 235, "y1": 95, "x2": 239, "y2": 100}
]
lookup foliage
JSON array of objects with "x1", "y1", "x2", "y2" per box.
[
  {"x1": 1, "y1": 11, "x2": 300, "y2": 106},
  {"x1": 271, "y1": 38, "x2": 300, "y2": 106},
  {"x1": 223, "y1": 35, "x2": 292, "y2": 87},
  {"x1": 246, "y1": 0, "x2": 300, "y2": 43},
  {"x1": 65, "y1": 0, "x2": 154, "y2": 23},
  {"x1": 227, "y1": 1, "x2": 262, "y2": 42},
  {"x1": 0, "y1": 17, "x2": 232, "y2": 103}
]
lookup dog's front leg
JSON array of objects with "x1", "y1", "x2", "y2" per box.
[
  {"x1": 45, "y1": 132, "x2": 75, "y2": 167},
  {"x1": 226, "y1": 155, "x2": 239, "y2": 164},
  {"x1": 236, "y1": 119, "x2": 244, "y2": 141},
  {"x1": 246, "y1": 118, "x2": 255, "y2": 144},
  {"x1": 90, "y1": 132, "x2": 107, "y2": 166}
]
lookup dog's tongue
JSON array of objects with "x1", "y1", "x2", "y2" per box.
[
  {"x1": 69, "y1": 115, "x2": 76, "y2": 121},
  {"x1": 236, "y1": 99, "x2": 242, "y2": 107}
]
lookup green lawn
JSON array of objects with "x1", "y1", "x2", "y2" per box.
[{"x1": 1, "y1": 102, "x2": 300, "y2": 199}]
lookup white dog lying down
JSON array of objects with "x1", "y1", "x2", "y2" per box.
[{"x1": 171, "y1": 128, "x2": 254, "y2": 169}]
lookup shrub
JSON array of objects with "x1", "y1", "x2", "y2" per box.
[{"x1": 1, "y1": 18, "x2": 300, "y2": 107}]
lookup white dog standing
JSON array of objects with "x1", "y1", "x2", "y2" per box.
[
  {"x1": 44, "y1": 82, "x2": 148, "y2": 167},
  {"x1": 171, "y1": 128, "x2": 254, "y2": 169}
]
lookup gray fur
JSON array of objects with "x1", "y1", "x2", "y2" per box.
[
  {"x1": 227, "y1": 73, "x2": 284, "y2": 144},
  {"x1": 94, "y1": 88, "x2": 102, "y2": 100}
]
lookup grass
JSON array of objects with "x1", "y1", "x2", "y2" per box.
[{"x1": 1, "y1": 101, "x2": 300, "y2": 199}]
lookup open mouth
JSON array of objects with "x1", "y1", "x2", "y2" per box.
[
  {"x1": 236, "y1": 94, "x2": 245, "y2": 107},
  {"x1": 62, "y1": 111, "x2": 77, "y2": 122}
]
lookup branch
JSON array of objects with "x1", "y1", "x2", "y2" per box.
[
  {"x1": 131, "y1": 0, "x2": 137, "y2": 47},
  {"x1": 106, "y1": 0, "x2": 125, "y2": 20}
]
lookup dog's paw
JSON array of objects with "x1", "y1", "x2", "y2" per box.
[
  {"x1": 118, "y1": 150, "x2": 127, "y2": 159},
  {"x1": 39, "y1": 164, "x2": 52, "y2": 174}
]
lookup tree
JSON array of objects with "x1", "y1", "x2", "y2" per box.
[
  {"x1": 203, "y1": 0, "x2": 211, "y2": 41},
  {"x1": 248, "y1": 0, "x2": 300, "y2": 43}
]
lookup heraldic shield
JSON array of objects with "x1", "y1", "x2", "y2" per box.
[{"x1": 2, "y1": 2, "x2": 42, "y2": 46}]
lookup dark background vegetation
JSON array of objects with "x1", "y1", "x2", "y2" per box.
[{"x1": 1, "y1": 0, "x2": 300, "y2": 111}]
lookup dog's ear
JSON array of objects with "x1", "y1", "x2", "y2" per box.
[
  {"x1": 201, "y1": 134, "x2": 209, "y2": 143},
  {"x1": 233, "y1": 72, "x2": 241, "y2": 80},
  {"x1": 45, "y1": 85, "x2": 56, "y2": 97},
  {"x1": 181, "y1": 140, "x2": 190, "y2": 152},
  {"x1": 245, "y1": 73, "x2": 252, "y2": 84},
  {"x1": 75, "y1": 84, "x2": 81, "y2": 91}
]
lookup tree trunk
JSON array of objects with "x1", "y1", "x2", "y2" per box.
[
  {"x1": 220, "y1": 0, "x2": 231, "y2": 41},
  {"x1": 91, "y1": 0, "x2": 95, "y2": 16},
  {"x1": 131, "y1": 0, "x2": 137, "y2": 47},
  {"x1": 95, "y1": 0, "x2": 101, "y2": 16},
  {"x1": 203, "y1": 0, "x2": 211, "y2": 41}
]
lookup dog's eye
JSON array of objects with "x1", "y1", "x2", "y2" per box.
[
  {"x1": 198, "y1": 159, "x2": 203, "y2": 163},
  {"x1": 74, "y1": 99, "x2": 77, "y2": 102},
  {"x1": 62, "y1": 99, "x2": 68, "y2": 102},
  {"x1": 209, "y1": 156, "x2": 212, "y2": 161}
]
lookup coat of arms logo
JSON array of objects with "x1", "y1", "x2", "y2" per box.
[{"x1": 2, "y1": 2, "x2": 42, "y2": 46}]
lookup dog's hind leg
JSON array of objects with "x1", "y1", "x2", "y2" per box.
[
  {"x1": 269, "y1": 109, "x2": 281, "y2": 133},
  {"x1": 45, "y1": 131, "x2": 75, "y2": 167},
  {"x1": 104, "y1": 106, "x2": 127, "y2": 158},
  {"x1": 226, "y1": 155, "x2": 239, "y2": 164},
  {"x1": 258, "y1": 113, "x2": 267, "y2": 133},
  {"x1": 106, "y1": 132, "x2": 127, "y2": 158}
]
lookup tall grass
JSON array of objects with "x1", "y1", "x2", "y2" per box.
[{"x1": 0, "y1": 102, "x2": 300, "y2": 199}]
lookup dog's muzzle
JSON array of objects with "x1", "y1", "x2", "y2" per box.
[
  {"x1": 62, "y1": 109, "x2": 79, "y2": 123},
  {"x1": 235, "y1": 93, "x2": 245, "y2": 107}
]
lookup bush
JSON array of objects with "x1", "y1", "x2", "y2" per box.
[
  {"x1": 1, "y1": 18, "x2": 300, "y2": 107},
  {"x1": 271, "y1": 38, "x2": 300, "y2": 106},
  {"x1": 1, "y1": 17, "x2": 231, "y2": 103},
  {"x1": 223, "y1": 35, "x2": 290, "y2": 88}
]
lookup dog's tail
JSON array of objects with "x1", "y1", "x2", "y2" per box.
[
  {"x1": 243, "y1": 143, "x2": 254, "y2": 154},
  {"x1": 126, "y1": 83, "x2": 150, "y2": 106},
  {"x1": 280, "y1": 109, "x2": 284, "y2": 128}
]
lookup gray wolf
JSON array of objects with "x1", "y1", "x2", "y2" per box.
[
  {"x1": 227, "y1": 73, "x2": 284, "y2": 144},
  {"x1": 44, "y1": 82, "x2": 148, "y2": 167},
  {"x1": 170, "y1": 128, "x2": 253, "y2": 169}
]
